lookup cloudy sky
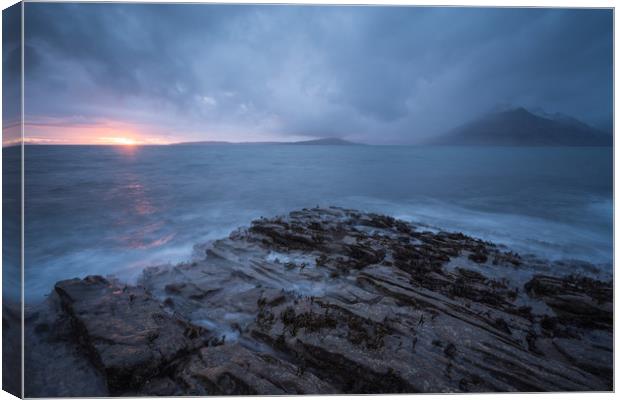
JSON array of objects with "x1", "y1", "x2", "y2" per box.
[{"x1": 18, "y1": 4, "x2": 613, "y2": 145}]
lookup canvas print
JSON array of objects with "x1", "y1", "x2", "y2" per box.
[
  {"x1": 2, "y1": 2, "x2": 23, "y2": 398},
  {"x1": 1, "y1": 2, "x2": 614, "y2": 397}
]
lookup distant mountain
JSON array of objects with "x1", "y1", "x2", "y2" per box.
[
  {"x1": 430, "y1": 107, "x2": 612, "y2": 146},
  {"x1": 171, "y1": 140, "x2": 261, "y2": 146},
  {"x1": 172, "y1": 137, "x2": 360, "y2": 146},
  {"x1": 286, "y1": 138, "x2": 358, "y2": 145}
]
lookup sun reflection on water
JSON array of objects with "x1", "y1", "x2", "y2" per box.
[{"x1": 107, "y1": 170, "x2": 176, "y2": 250}]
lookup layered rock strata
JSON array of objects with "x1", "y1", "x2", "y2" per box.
[{"x1": 24, "y1": 207, "x2": 613, "y2": 396}]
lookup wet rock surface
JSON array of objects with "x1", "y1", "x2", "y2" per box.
[
  {"x1": 24, "y1": 207, "x2": 613, "y2": 395},
  {"x1": 54, "y1": 276, "x2": 209, "y2": 393}
]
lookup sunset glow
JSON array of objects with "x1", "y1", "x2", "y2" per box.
[
  {"x1": 23, "y1": 116, "x2": 175, "y2": 145},
  {"x1": 22, "y1": 115, "x2": 306, "y2": 145},
  {"x1": 104, "y1": 137, "x2": 138, "y2": 146}
]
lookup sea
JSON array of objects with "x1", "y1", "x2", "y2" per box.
[{"x1": 18, "y1": 144, "x2": 613, "y2": 301}]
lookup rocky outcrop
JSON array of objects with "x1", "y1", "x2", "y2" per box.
[
  {"x1": 53, "y1": 276, "x2": 209, "y2": 393},
  {"x1": 177, "y1": 343, "x2": 335, "y2": 395},
  {"x1": 24, "y1": 207, "x2": 613, "y2": 395},
  {"x1": 524, "y1": 274, "x2": 612, "y2": 330}
]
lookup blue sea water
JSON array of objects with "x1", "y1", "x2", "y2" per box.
[{"x1": 23, "y1": 145, "x2": 613, "y2": 300}]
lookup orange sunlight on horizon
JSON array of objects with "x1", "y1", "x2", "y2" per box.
[
  {"x1": 24, "y1": 117, "x2": 175, "y2": 145},
  {"x1": 100, "y1": 137, "x2": 139, "y2": 146}
]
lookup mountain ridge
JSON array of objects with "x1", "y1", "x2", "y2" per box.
[
  {"x1": 429, "y1": 107, "x2": 612, "y2": 146},
  {"x1": 171, "y1": 138, "x2": 361, "y2": 146}
]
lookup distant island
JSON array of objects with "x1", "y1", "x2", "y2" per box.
[
  {"x1": 172, "y1": 138, "x2": 360, "y2": 146},
  {"x1": 429, "y1": 107, "x2": 612, "y2": 146},
  {"x1": 173, "y1": 109, "x2": 613, "y2": 147}
]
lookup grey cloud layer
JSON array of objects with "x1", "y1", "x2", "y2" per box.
[{"x1": 24, "y1": 4, "x2": 612, "y2": 143}]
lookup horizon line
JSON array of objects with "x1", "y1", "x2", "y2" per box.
[{"x1": 3, "y1": 138, "x2": 372, "y2": 147}]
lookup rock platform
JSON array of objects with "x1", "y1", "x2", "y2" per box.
[{"x1": 24, "y1": 207, "x2": 613, "y2": 396}]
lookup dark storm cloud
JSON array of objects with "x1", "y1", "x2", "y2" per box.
[
  {"x1": 24, "y1": 4, "x2": 612, "y2": 144},
  {"x1": 3, "y1": 3, "x2": 21, "y2": 123}
]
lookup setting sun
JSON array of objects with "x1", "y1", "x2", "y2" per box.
[{"x1": 108, "y1": 137, "x2": 138, "y2": 145}]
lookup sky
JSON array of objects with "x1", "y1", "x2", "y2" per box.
[
  {"x1": 2, "y1": 2, "x2": 21, "y2": 146},
  {"x1": 10, "y1": 4, "x2": 614, "y2": 145}
]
